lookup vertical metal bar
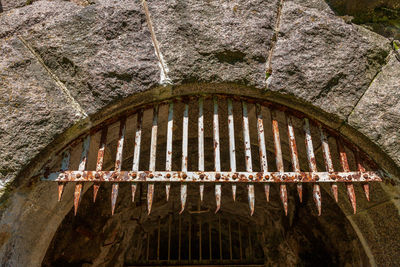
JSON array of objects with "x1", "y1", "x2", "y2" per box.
[
  {"x1": 242, "y1": 101, "x2": 255, "y2": 215},
  {"x1": 179, "y1": 214, "x2": 182, "y2": 261},
  {"x1": 147, "y1": 105, "x2": 159, "y2": 215},
  {"x1": 168, "y1": 214, "x2": 172, "y2": 261},
  {"x1": 199, "y1": 217, "x2": 202, "y2": 261},
  {"x1": 218, "y1": 214, "x2": 222, "y2": 261},
  {"x1": 271, "y1": 110, "x2": 288, "y2": 215},
  {"x1": 214, "y1": 97, "x2": 222, "y2": 213},
  {"x1": 111, "y1": 118, "x2": 126, "y2": 216},
  {"x1": 157, "y1": 217, "x2": 161, "y2": 261},
  {"x1": 132, "y1": 110, "x2": 143, "y2": 202},
  {"x1": 256, "y1": 104, "x2": 270, "y2": 202},
  {"x1": 58, "y1": 150, "x2": 71, "y2": 202},
  {"x1": 355, "y1": 150, "x2": 370, "y2": 201},
  {"x1": 248, "y1": 227, "x2": 252, "y2": 261},
  {"x1": 146, "y1": 232, "x2": 150, "y2": 262},
  {"x1": 337, "y1": 138, "x2": 357, "y2": 214},
  {"x1": 180, "y1": 103, "x2": 189, "y2": 214},
  {"x1": 166, "y1": 102, "x2": 174, "y2": 201},
  {"x1": 227, "y1": 99, "x2": 237, "y2": 201},
  {"x1": 238, "y1": 223, "x2": 242, "y2": 260},
  {"x1": 93, "y1": 127, "x2": 107, "y2": 203},
  {"x1": 209, "y1": 221, "x2": 212, "y2": 260},
  {"x1": 304, "y1": 118, "x2": 322, "y2": 216},
  {"x1": 229, "y1": 220, "x2": 232, "y2": 260},
  {"x1": 319, "y1": 125, "x2": 338, "y2": 202},
  {"x1": 189, "y1": 215, "x2": 192, "y2": 261},
  {"x1": 286, "y1": 114, "x2": 302, "y2": 202},
  {"x1": 198, "y1": 98, "x2": 205, "y2": 202},
  {"x1": 74, "y1": 135, "x2": 90, "y2": 216}
]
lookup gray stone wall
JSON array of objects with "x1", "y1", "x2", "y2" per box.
[{"x1": 0, "y1": 0, "x2": 399, "y2": 266}]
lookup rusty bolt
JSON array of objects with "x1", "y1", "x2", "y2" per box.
[
  {"x1": 232, "y1": 174, "x2": 237, "y2": 180},
  {"x1": 132, "y1": 173, "x2": 137, "y2": 178},
  {"x1": 265, "y1": 175, "x2": 269, "y2": 180},
  {"x1": 348, "y1": 175, "x2": 352, "y2": 180},
  {"x1": 149, "y1": 174, "x2": 154, "y2": 179},
  {"x1": 76, "y1": 173, "x2": 81, "y2": 178},
  {"x1": 331, "y1": 175, "x2": 336, "y2": 180},
  {"x1": 363, "y1": 174, "x2": 368, "y2": 179},
  {"x1": 95, "y1": 173, "x2": 100, "y2": 179},
  {"x1": 166, "y1": 173, "x2": 171, "y2": 178},
  {"x1": 199, "y1": 174, "x2": 204, "y2": 180},
  {"x1": 182, "y1": 174, "x2": 187, "y2": 179},
  {"x1": 249, "y1": 175, "x2": 253, "y2": 180},
  {"x1": 315, "y1": 175, "x2": 320, "y2": 181},
  {"x1": 215, "y1": 173, "x2": 221, "y2": 180}
]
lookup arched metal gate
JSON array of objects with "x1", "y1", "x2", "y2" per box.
[{"x1": 42, "y1": 94, "x2": 383, "y2": 217}]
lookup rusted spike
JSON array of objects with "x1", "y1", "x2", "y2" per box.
[
  {"x1": 355, "y1": 150, "x2": 370, "y2": 201},
  {"x1": 286, "y1": 114, "x2": 302, "y2": 202},
  {"x1": 166, "y1": 102, "x2": 174, "y2": 201},
  {"x1": 313, "y1": 184, "x2": 322, "y2": 216},
  {"x1": 337, "y1": 138, "x2": 357, "y2": 214},
  {"x1": 111, "y1": 183, "x2": 118, "y2": 216},
  {"x1": 264, "y1": 184, "x2": 270, "y2": 202},
  {"x1": 93, "y1": 127, "x2": 108, "y2": 203},
  {"x1": 74, "y1": 135, "x2": 90, "y2": 215},
  {"x1": 180, "y1": 184, "x2": 187, "y2": 214},
  {"x1": 147, "y1": 106, "x2": 159, "y2": 215},
  {"x1": 214, "y1": 97, "x2": 222, "y2": 212},
  {"x1": 147, "y1": 184, "x2": 154, "y2": 215},
  {"x1": 319, "y1": 125, "x2": 338, "y2": 203},
  {"x1": 248, "y1": 184, "x2": 255, "y2": 216},
  {"x1": 215, "y1": 184, "x2": 221, "y2": 213},
  {"x1": 280, "y1": 185, "x2": 288, "y2": 216},
  {"x1": 242, "y1": 101, "x2": 254, "y2": 214},
  {"x1": 110, "y1": 118, "x2": 126, "y2": 215},
  {"x1": 198, "y1": 98, "x2": 205, "y2": 202},
  {"x1": 131, "y1": 183, "x2": 137, "y2": 202},
  {"x1": 271, "y1": 110, "x2": 287, "y2": 213},
  {"x1": 74, "y1": 183, "x2": 83, "y2": 216},
  {"x1": 304, "y1": 118, "x2": 322, "y2": 215},
  {"x1": 228, "y1": 99, "x2": 237, "y2": 202},
  {"x1": 58, "y1": 150, "x2": 70, "y2": 201}
]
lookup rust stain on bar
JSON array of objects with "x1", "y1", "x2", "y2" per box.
[
  {"x1": 319, "y1": 125, "x2": 338, "y2": 202},
  {"x1": 228, "y1": 99, "x2": 237, "y2": 201},
  {"x1": 199, "y1": 98, "x2": 205, "y2": 202},
  {"x1": 337, "y1": 137, "x2": 357, "y2": 214},
  {"x1": 110, "y1": 118, "x2": 126, "y2": 215},
  {"x1": 256, "y1": 104, "x2": 270, "y2": 203},
  {"x1": 180, "y1": 103, "x2": 189, "y2": 214},
  {"x1": 271, "y1": 110, "x2": 288, "y2": 214},
  {"x1": 286, "y1": 114, "x2": 302, "y2": 203},
  {"x1": 242, "y1": 101, "x2": 254, "y2": 215},
  {"x1": 214, "y1": 97, "x2": 222, "y2": 213},
  {"x1": 58, "y1": 150, "x2": 70, "y2": 202},
  {"x1": 166, "y1": 102, "x2": 174, "y2": 201},
  {"x1": 148, "y1": 106, "x2": 159, "y2": 215},
  {"x1": 355, "y1": 150, "x2": 370, "y2": 201},
  {"x1": 93, "y1": 127, "x2": 108, "y2": 203},
  {"x1": 74, "y1": 135, "x2": 90, "y2": 215},
  {"x1": 304, "y1": 118, "x2": 322, "y2": 216}
]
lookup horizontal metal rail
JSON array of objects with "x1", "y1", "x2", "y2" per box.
[{"x1": 45, "y1": 171, "x2": 382, "y2": 183}]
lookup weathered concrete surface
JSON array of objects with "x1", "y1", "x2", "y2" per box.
[
  {"x1": 347, "y1": 52, "x2": 400, "y2": 167},
  {"x1": 146, "y1": 0, "x2": 279, "y2": 89},
  {"x1": 267, "y1": 0, "x2": 392, "y2": 120}
]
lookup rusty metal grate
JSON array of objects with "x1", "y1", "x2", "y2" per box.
[{"x1": 42, "y1": 95, "x2": 383, "y2": 216}]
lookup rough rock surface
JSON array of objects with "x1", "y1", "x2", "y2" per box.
[
  {"x1": 348, "y1": 52, "x2": 400, "y2": 166},
  {"x1": 146, "y1": 0, "x2": 279, "y2": 89},
  {"x1": 267, "y1": 0, "x2": 391, "y2": 119},
  {"x1": 0, "y1": 36, "x2": 84, "y2": 190}
]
